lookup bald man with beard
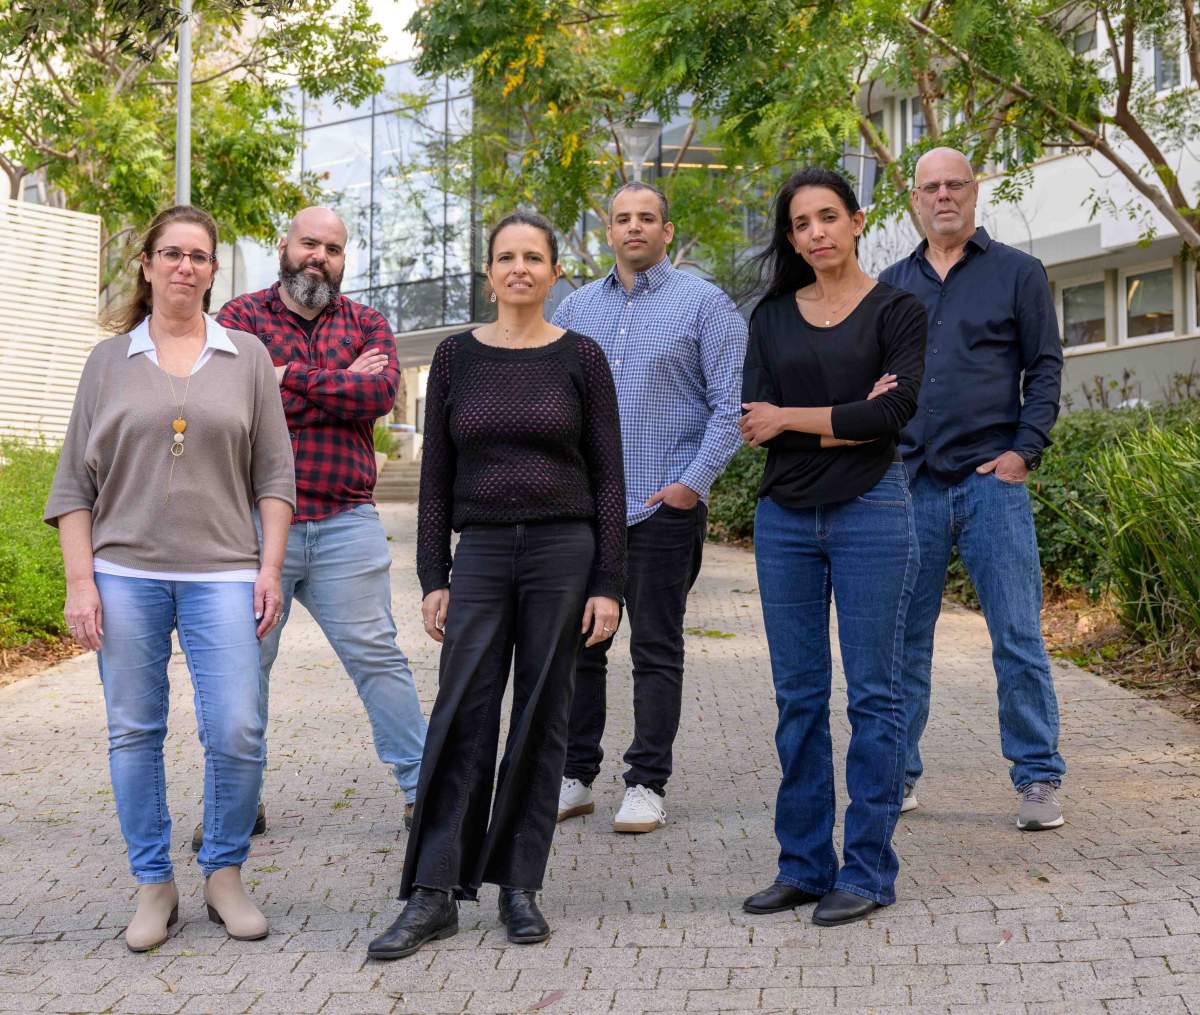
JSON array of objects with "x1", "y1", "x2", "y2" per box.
[{"x1": 194, "y1": 207, "x2": 427, "y2": 851}]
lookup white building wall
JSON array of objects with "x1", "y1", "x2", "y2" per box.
[{"x1": 0, "y1": 200, "x2": 101, "y2": 441}]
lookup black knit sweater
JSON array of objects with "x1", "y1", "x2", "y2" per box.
[{"x1": 416, "y1": 329, "x2": 626, "y2": 601}]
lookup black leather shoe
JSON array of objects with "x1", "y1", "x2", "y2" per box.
[
  {"x1": 812, "y1": 890, "x2": 880, "y2": 927},
  {"x1": 498, "y1": 887, "x2": 550, "y2": 944},
  {"x1": 192, "y1": 802, "x2": 267, "y2": 853},
  {"x1": 742, "y1": 882, "x2": 822, "y2": 914},
  {"x1": 367, "y1": 888, "x2": 458, "y2": 960}
]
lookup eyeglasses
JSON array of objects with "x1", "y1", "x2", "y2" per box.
[
  {"x1": 914, "y1": 179, "x2": 975, "y2": 196},
  {"x1": 154, "y1": 247, "x2": 216, "y2": 267}
]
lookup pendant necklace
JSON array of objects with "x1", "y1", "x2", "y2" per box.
[
  {"x1": 151, "y1": 323, "x2": 197, "y2": 504},
  {"x1": 800, "y1": 277, "x2": 869, "y2": 326}
]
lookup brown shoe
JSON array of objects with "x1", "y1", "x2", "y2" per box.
[
  {"x1": 125, "y1": 881, "x2": 179, "y2": 952},
  {"x1": 404, "y1": 802, "x2": 414, "y2": 831},
  {"x1": 192, "y1": 802, "x2": 267, "y2": 853},
  {"x1": 204, "y1": 866, "x2": 268, "y2": 941}
]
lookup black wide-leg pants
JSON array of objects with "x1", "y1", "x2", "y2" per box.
[{"x1": 399, "y1": 520, "x2": 595, "y2": 901}]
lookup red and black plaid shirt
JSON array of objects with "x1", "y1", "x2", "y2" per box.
[{"x1": 217, "y1": 283, "x2": 399, "y2": 522}]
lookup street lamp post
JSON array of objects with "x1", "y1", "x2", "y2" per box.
[
  {"x1": 614, "y1": 119, "x2": 662, "y2": 183},
  {"x1": 175, "y1": 0, "x2": 193, "y2": 205}
]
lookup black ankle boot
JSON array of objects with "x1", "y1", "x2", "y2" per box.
[
  {"x1": 367, "y1": 888, "x2": 458, "y2": 959},
  {"x1": 812, "y1": 889, "x2": 880, "y2": 927},
  {"x1": 498, "y1": 887, "x2": 550, "y2": 944},
  {"x1": 742, "y1": 881, "x2": 822, "y2": 915}
]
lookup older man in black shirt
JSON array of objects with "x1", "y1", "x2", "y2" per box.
[{"x1": 879, "y1": 147, "x2": 1067, "y2": 831}]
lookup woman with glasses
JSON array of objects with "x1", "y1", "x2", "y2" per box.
[
  {"x1": 45, "y1": 205, "x2": 296, "y2": 951},
  {"x1": 738, "y1": 168, "x2": 926, "y2": 926}
]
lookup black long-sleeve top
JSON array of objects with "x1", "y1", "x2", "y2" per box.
[
  {"x1": 416, "y1": 330, "x2": 626, "y2": 601},
  {"x1": 742, "y1": 283, "x2": 927, "y2": 508},
  {"x1": 878, "y1": 227, "x2": 1063, "y2": 486}
]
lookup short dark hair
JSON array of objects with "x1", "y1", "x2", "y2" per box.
[
  {"x1": 486, "y1": 210, "x2": 559, "y2": 266},
  {"x1": 756, "y1": 168, "x2": 862, "y2": 300},
  {"x1": 609, "y1": 181, "x2": 669, "y2": 224}
]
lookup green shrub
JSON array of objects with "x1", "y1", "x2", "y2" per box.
[
  {"x1": 1030, "y1": 401, "x2": 1200, "y2": 594},
  {"x1": 708, "y1": 401, "x2": 1200, "y2": 604},
  {"x1": 1084, "y1": 421, "x2": 1200, "y2": 647},
  {"x1": 0, "y1": 440, "x2": 67, "y2": 649},
  {"x1": 373, "y1": 419, "x2": 395, "y2": 457},
  {"x1": 708, "y1": 444, "x2": 765, "y2": 542}
]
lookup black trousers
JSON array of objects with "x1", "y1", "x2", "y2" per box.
[
  {"x1": 564, "y1": 503, "x2": 706, "y2": 796},
  {"x1": 399, "y1": 521, "x2": 594, "y2": 901}
]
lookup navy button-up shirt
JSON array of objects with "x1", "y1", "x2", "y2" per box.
[{"x1": 878, "y1": 227, "x2": 1063, "y2": 487}]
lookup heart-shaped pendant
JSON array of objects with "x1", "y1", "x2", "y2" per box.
[{"x1": 172, "y1": 418, "x2": 187, "y2": 433}]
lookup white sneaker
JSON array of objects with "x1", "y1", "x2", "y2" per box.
[
  {"x1": 557, "y1": 777, "x2": 594, "y2": 822},
  {"x1": 613, "y1": 784, "x2": 666, "y2": 833},
  {"x1": 900, "y1": 785, "x2": 919, "y2": 813}
]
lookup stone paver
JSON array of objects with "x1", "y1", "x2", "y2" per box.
[{"x1": 2, "y1": 503, "x2": 1199, "y2": 1014}]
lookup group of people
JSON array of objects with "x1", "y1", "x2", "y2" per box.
[{"x1": 45, "y1": 145, "x2": 1067, "y2": 959}]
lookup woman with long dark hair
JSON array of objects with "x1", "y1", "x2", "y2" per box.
[
  {"x1": 45, "y1": 205, "x2": 295, "y2": 950},
  {"x1": 739, "y1": 168, "x2": 926, "y2": 925},
  {"x1": 367, "y1": 211, "x2": 625, "y2": 960}
]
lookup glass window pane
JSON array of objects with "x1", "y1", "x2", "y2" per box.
[
  {"x1": 1155, "y1": 46, "x2": 1181, "y2": 90},
  {"x1": 1126, "y1": 268, "x2": 1174, "y2": 338},
  {"x1": 377, "y1": 63, "x2": 445, "y2": 113},
  {"x1": 302, "y1": 120, "x2": 373, "y2": 291},
  {"x1": 304, "y1": 90, "x2": 372, "y2": 128},
  {"x1": 1062, "y1": 281, "x2": 1105, "y2": 347}
]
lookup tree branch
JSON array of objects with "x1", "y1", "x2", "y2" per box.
[
  {"x1": 38, "y1": 57, "x2": 80, "y2": 109},
  {"x1": 666, "y1": 118, "x2": 697, "y2": 177},
  {"x1": 1183, "y1": 0, "x2": 1200, "y2": 94},
  {"x1": 0, "y1": 152, "x2": 23, "y2": 200},
  {"x1": 906, "y1": 14, "x2": 1200, "y2": 248},
  {"x1": 858, "y1": 113, "x2": 925, "y2": 237},
  {"x1": 1099, "y1": 5, "x2": 1124, "y2": 83},
  {"x1": 1106, "y1": 3, "x2": 1191, "y2": 212}
]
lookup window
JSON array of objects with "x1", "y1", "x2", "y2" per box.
[
  {"x1": 1061, "y1": 279, "x2": 1106, "y2": 348},
  {"x1": 1124, "y1": 266, "x2": 1175, "y2": 339},
  {"x1": 1154, "y1": 45, "x2": 1182, "y2": 90},
  {"x1": 901, "y1": 98, "x2": 928, "y2": 149},
  {"x1": 1073, "y1": 17, "x2": 1096, "y2": 54},
  {"x1": 839, "y1": 111, "x2": 884, "y2": 206}
]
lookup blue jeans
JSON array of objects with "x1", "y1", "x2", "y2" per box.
[
  {"x1": 95, "y1": 574, "x2": 264, "y2": 883},
  {"x1": 754, "y1": 464, "x2": 918, "y2": 906},
  {"x1": 901, "y1": 469, "x2": 1065, "y2": 791},
  {"x1": 258, "y1": 504, "x2": 426, "y2": 802}
]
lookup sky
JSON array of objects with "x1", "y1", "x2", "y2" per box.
[{"x1": 370, "y1": 0, "x2": 420, "y2": 62}]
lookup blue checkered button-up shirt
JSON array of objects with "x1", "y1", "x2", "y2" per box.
[{"x1": 552, "y1": 256, "x2": 747, "y2": 526}]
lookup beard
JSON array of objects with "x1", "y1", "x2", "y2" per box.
[{"x1": 278, "y1": 251, "x2": 343, "y2": 310}]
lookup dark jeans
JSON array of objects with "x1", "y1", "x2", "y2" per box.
[
  {"x1": 564, "y1": 503, "x2": 706, "y2": 796},
  {"x1": 901, "y1": 469, "x2": 1066, "y2": 790},
  {"x1": 754, "y1": 464, "x2": 918, "y2": 906},
  {"x1": 399, "y1": 520, "x2": 594, "y2": 901}
]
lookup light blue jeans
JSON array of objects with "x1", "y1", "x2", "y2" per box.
[
  {"x1": 258, "y1": 504, "x2": 426, "y2": 802},
  {"x1": 95, "y1": 573, "x2": 264, "y2": 884},
  {"x1": 901, "y1": 469, "x2": 1066, "y2": 791}
]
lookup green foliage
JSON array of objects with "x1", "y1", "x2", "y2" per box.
[
  {"x1": 373, "y1": 419, "x2": 395, "y2": 457},
  {"x1": 707, "y1": 404, "x2": 1200, "y2": 619},
  {"x1": 1084, "y1": 419, "x2": 1200, "y2": 648},
  {"x1": 0, "y1": 0, "x2": 386, "y2": 268},
  {"x1": 1030, "y1": 401, "x2": 1200, "y2": 593},
  {"x1": 407, "y1": 0, "x2": 1200, "y2": 288},
  {"x1": 0, "y1": 441, "x2": 67, "y2": 649},
  {"x1": 707, "y1": 444, "x2": 765, "y2": 543}
]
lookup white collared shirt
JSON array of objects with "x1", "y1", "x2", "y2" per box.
[
  {"x1": 125, "y1": 312, "x2": 240, "y2": 373},
  {"x1": 94, "y1": 313, "x2": 260, "y2": 584}
]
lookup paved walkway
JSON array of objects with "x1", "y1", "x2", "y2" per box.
[{"x1": 2, "y1": 504, "x2": 1199, "y2": 1015}]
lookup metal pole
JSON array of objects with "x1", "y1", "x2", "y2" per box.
[{"x1": 175, "y1": 0, "x2": 192, "y2": 205}]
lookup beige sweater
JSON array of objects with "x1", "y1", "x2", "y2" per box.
[{"x1": 44, "y1": 329, "x2": 296, "y2": 573}]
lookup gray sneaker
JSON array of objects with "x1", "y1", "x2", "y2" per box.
[
  {"x1": 900, "y1": 784, "x2": 919, "y2": 813},
  {"x1": 1017, "y1": 782, "x2": 1064, "y2": 830}
]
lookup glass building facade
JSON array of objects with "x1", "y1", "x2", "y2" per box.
[{"x1": 225, "y1": 62, "x2": 480, "y2": 367}]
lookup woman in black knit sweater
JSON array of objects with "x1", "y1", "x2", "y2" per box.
[{"x1": 368, "y1": 212, "x2": 626, "y2": 961}]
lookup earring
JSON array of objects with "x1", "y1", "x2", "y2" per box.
[{"x1": 489, "y1": 291, "x2": 497, "y2": 304}]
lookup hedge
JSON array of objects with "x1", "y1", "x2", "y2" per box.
[
  {"x1": 0, "y1": 441, "x2": 67, "y2": 649},
  {"x1": 708, "y1": 401, "x2": 1200, "y2": 600}
]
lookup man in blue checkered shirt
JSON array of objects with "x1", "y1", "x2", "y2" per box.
[{"x1": 552, "y1": 182, "x2": 747, "y2": 835}]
